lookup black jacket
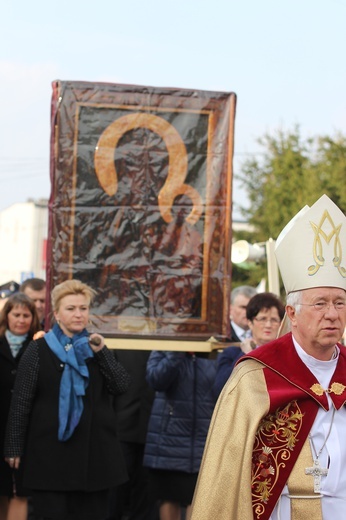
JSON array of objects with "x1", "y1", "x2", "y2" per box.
[
  {"x1": 229, "y1": 323, "x2": 243, "y2": 343},
  {"x1": 114, "y1": 350, "x2": 155, "y2": 444},
  {"x1": 0, "y1": 335, "x2": 31, "y2": 496},
  {"x1": 5, "y1": 337, "x2": 130, "y2": 492}
]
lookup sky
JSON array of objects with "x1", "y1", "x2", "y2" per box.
[{"x1": 1, "y1": 0, "x2": 346, "y2": 219}]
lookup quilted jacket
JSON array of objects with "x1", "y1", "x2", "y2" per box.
[{"x1": 143, "y1": 351, "x2": 217, "y2": 473}]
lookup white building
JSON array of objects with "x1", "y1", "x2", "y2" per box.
[{"x1": 0, "y1": 199, "x2": 48, "y2": 285}]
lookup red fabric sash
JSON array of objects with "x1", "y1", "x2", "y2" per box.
[{"x1": 238, "y1": 333, "x2": 346, "y2": 519}]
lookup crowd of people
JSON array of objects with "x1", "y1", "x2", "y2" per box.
[
  {"x1": 0, "y1": 277, "x2": 265, "y2": 520},
  {"x1": 0, "y1": 195, "x2": 345, "y2": 520}
]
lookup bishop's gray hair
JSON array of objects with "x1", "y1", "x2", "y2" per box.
[{"x1": 286, "y1": 290, "x2": 303, "y2": 313}]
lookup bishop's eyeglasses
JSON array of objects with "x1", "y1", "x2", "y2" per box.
[{"x1": 298, "y1": 301, "x2": 346, "y2": 312}]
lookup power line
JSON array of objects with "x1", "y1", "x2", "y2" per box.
[
  {"x1": 0, "y1": 158, "x2": 48, "y2": 164},
  {"x1": 1, "y1": 173, "x2": 48, "y2": 183},
  {"x1": 0, "y1": 157, "x2": 48, "y2": 182}
]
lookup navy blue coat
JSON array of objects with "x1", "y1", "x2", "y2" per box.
[
  {"x1": 213, "y1": 345, "x2": 244, "y2": 397},
  {"x1": 143, "y1": 351, "x2": 217, "y2": 474}
]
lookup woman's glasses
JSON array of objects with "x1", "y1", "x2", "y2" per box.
[{"x1": 253, "y1": 317, "x2": 281, "y2": 325}]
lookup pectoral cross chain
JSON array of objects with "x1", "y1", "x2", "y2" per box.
[
  {"x1": 305, "y1": 459, "x2": 328, "y2": 493},
  {"x1": 305, "y1": 407, "x2": 336, "y2": 493}
]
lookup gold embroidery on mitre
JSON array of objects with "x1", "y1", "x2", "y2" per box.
[
  {"x1": 310, "y1": 382, "x2": 346, "y2": 396},
  {"x1": 252, "y1": 401, "x2": 304, "y2": 519},
  {"x1": 308, "y1": 209, "x2": 346, "y2": 277}
]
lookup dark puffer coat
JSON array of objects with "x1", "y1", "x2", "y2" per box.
[{"x1": 143, "y1": 351, "x2": 217, "y2": 473}]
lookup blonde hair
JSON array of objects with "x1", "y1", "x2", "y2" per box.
[{"x1": 51, "y1": 280, "x2": 96, "y2": 312}]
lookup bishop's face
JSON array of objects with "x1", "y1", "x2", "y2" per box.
[{"x1": 287, "y1": 287, "x2": 346, "y2": 360}]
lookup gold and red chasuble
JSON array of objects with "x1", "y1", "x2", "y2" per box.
[{"x1": 238, "y1": 333, "x2": 346, "y2": 520}]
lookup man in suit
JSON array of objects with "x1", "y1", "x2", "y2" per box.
[{"x1": 229, "y1": 285, "x2": 257, "y2": 342}]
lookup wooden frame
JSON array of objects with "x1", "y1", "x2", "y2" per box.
[{"x1": 47, "y1": 81, "x2": 236, "y2": 345}]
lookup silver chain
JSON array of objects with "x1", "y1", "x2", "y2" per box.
[{"x1": 309, "y1": 406, "x2": 336, "y2": 460}]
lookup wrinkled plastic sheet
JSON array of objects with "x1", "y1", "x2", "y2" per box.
[{"x1": 47, "y1": 81, "x2": 236, "y2": 341}]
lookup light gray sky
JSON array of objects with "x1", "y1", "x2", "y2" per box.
[{"x1": 1, "y1": 0, "x2": 345, "y2": 219}]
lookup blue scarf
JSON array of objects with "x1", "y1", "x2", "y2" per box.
[
  {"x1": 44, "y1": 324, "x2": 94, "y2": 441},
  {"x1": 5, "y1": 330, "x2": 28, "y2": 358}
]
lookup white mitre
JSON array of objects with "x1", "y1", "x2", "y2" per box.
[{"x1": 275, "y1": 194, "x2": 346, "y2": 294}]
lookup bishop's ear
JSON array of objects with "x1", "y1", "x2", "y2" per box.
[{"x1": 285, "y1": 305, "x2": 297, "y2": 326}]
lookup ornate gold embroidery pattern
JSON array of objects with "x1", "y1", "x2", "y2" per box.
[
  {"x1": 252, "y1": 401, "x2": 304, "y2": 519},
  {"x1": 308, "y1": 209, "x2": 346, "y2": 278},
  {"x1": 310, "y1": 382, "x2": 346, "y2": 396}
]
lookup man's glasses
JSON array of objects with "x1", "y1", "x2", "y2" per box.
[
  {"x1": 253, "y1": 317, "x2": 281, "y2": 325},
  {"x1": 298, "y1": 302, "x2": 346, "y2": 312}
]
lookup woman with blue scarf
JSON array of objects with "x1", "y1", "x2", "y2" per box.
[
  {"x1": 4, "y1": 280, "x2": 131, "y2": 520},
  {"x1": 0, "y1": 292, "x2": 40, "y2": 520}
]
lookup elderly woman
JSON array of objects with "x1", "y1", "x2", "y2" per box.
[
  {"x1": 4, "y1": 280, "x2": 131, "y2": 520},
  {"x1": 0, "y1": 293, "x2": 40, "y2": 520},
  {"x1": 214, "y1": 292, "x2": 285, "y2": 396}
]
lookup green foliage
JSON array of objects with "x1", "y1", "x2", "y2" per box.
[
  {"x1": 236, "y1": 126, "x2": 346, "y2": 239},
  {"x1": 313, "y1": 134, "x2": 346, "y2": 211},
  {"x1": 231, "y1": 126, "x2": 346, "y2": 289}
]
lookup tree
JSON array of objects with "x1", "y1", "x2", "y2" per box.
[
  {"x1": 232, "y1": 126, "x2": 346, "y2": 289},
  {"x1": 236, "y1": 126, "x2": 346, "y2": 239},
  {"x1": 313, "y1": 133, "x2": 346, "y2": 211}
]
